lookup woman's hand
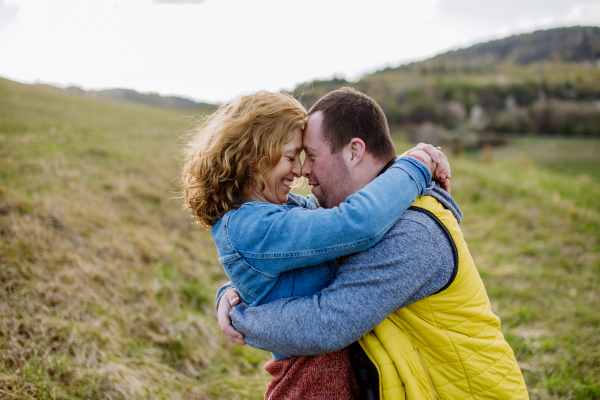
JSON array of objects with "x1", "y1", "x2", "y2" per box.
[
  {"x1": 403, "y1": 143, "x2": 451, "y2": 194},
  {"x1": 217, "y1": 289, "x2": 246, "y2": 345},
  {"x1": 406, "y1": 149, "x2": 436, "y2": 172}
]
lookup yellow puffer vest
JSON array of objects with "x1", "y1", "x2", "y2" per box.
[{"x1": 358, "y1": 196, "x2": 529, "y2": 400}]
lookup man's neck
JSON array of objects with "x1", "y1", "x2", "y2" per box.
[
  {"x1": 377, "y1": 157, "x2": 397, "y2": 177},
  {"x1": 346, "y1": 155, "x2": 394, "y2": 196}
]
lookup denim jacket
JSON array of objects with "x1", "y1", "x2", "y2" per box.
[{"x1": 211, "y1": 157, "x2": 433, "y2": 310}]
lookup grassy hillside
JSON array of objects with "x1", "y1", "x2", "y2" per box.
[
  {"x1": 1, "y1": 76, "x2": 599, "y2": 399},
  {"x1": 55, "y1": 85, "x2": 212, "y2": 112},
  {"x1": 444, "y1": 145, "x2": 600, "y2": 400},
  {"x1": 0, "y1": 77, "x2": 271, "y2": 399},
  {"x1": 405, "y1": 26, "x2": 600, "y2": 66}
]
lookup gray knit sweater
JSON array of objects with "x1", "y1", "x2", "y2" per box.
[{"x1": 216, "y1": 186, "x2": 463, "y2": 356}]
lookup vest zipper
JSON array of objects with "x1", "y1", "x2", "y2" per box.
[
  {"x1": 415, "y1": 348, "x2": 440, "y2": 400},
  {"x1": 358, "y1": 340, "x2": 384, "y2": 400}
]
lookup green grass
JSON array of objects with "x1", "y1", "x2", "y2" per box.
[
  {"x1": 0, "y1": 76, "x2": 598, "y2": 399},
  {"x1": 0, "y1": 77, "x2": 273, "y2": 399},
  {"x1": 492, "y1": 137, "x2": 600, "y2": 182},
  {"x1": 369, "y1": 61, "x2": 600, "y2": 89},
  {"x1": 440, "y1": 142, "x2": 600, "y2": 400}
]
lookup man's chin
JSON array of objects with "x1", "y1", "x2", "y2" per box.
[{"x1": 310, "y1": 186, "x2": 328, "y2": 208}]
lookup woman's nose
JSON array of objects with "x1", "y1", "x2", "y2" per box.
[
  {"x1": 292, "y1": 159, "x2": 302, "y2": 177},
  {"x1": 302, "y1": 159, "x2": 312, "y2": 177}
]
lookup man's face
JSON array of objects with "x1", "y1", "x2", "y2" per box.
[{"x1": 302, "y1": 111, "x2": 351, "y2": 209}]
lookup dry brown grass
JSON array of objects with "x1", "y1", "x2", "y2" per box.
[
  {"x1": 0, "y1": 77, "x2": 272, "y2": 399},
  {"x1": 1, "y1": 76, "x2": 598, "y2": 399}
]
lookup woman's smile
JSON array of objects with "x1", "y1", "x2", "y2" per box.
[{"x1": 246, "y1": 128, "x2": 303, "y2": 204}]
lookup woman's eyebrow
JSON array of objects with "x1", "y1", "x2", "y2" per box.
[
  {"x1": 283, "y1": 147, "x2": 302, "y2": 155},
  {"x1": 284, "y1": 146, "x2": 302, "y2": 154}
]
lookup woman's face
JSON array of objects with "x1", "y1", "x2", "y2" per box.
[{"x1": 255, "y1": 128, "x2": 303, "y2": 204}]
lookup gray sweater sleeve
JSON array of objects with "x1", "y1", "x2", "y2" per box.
[{"x1": 228, "y1": 211, "x2": 455, "y2": 356}]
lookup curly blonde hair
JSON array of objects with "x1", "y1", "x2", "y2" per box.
[{"x1": 182, "y1": 91, "x2": 307, "y2": 228}]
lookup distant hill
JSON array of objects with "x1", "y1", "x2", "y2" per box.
[
  {"x1": 293, "y1": 26, "x2": 600, "y2": 141},
  {"x1": 391, "y1": 26, "x2": 600, "y2": 71},
  {"x1": 36, "y1": 84, "x2": 213, "y2": 111}
]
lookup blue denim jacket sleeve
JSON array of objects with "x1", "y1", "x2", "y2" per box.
[
  {"x1": 227, "y1": 209, "x2": 455, "y2": 356},
  {"x1": 227, "y1": 157, "x2": 434, "y2": 276},
  {"x1": 285, "y1": 193, "x2": 319, "y2": 209}
]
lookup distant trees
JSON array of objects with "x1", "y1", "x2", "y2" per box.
[{"x1": 294, "y1": 26, "x2": 600, "y2": 148}]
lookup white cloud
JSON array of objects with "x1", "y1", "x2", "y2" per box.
[
  {"x1": 0, "y1": 0, "x2": 450, "y2": 101},
  {"x1": 565, "y1": 0, "x2": 600, "y2": 24},
  {"x1": 152, "y1": 0, "x2": 207, "y2": 4},
  {"x1": 0, "y1": 0, "x2": 19, "y2": 32},
  {"x1": 512, "y1": 1, "x2": 600, "y2": 32},
  {"x1": 516, "y1": 15, "x2": 557, "y2": 31},
  {"x1": 0, "y1": 0, "x2": 595, "y2": 102}
]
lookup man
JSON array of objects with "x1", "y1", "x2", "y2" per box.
[{"x1": 217, "y1": 88, "x2": 529, "y2": 399}]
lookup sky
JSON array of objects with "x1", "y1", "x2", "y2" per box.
[{"x1": 0, "y1": 0, "x2": 599, "y2": 103}]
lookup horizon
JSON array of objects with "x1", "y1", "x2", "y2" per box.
[
  {"x1": 4, "y1": 24, "x2": 594, "y2": 105},
  {"x1": 1, "y1": 0, "x2": 599, "y2": 103},
  {"x1": 5, "y1": 24, "x2": 598, "y2": 106}
]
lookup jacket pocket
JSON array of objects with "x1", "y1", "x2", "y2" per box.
[{"x1": 223, "y1": 257, "x2": 277, "y2": 302}]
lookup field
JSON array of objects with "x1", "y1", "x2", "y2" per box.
[
  {"x1": 431, "y1": 140, "x2": 600, "y2": 400},
  {"x1": 0, "y1": 77, "x2": 599, "y2": 399}
]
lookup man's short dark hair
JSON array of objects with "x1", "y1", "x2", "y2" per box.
[{"x1": 307, "y1": 87, "x2": 396, "y2": 162}]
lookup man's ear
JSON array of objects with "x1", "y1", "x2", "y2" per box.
[{"x1": 344, "y1": 138, "x2": 366, "y2": 167}]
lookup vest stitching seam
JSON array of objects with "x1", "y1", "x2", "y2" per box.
[
  {"x1": 421, "y1": 346, "x2": 512, "y2": 392},
  {"x1": 424, "y1": 289, "x2": 486, "y2": 318},
  {"x1": 415, "y1": 348, "x2": 441, "y2": 400},
  {"x1": 453, "y1": 325, "x2": 492, "y2": 348},
  {"x1": 425, "y1": 284, "x2": 485, "y2": 316},
  {"x1": 424, "y1": 281, "x2": 441, "y2": 329},
  {"x1": 424, "y1": 293, "x2": 516, "y2": 396},
  {"x1": 459, "y1": 347, "x2": 512, "y2": 384},
  {"x1": 461, "y1": 340, "x2": 510, "y2": 365},
  {"x1": 470, "y1": 355, "x2": 521, "y2": 398},
  {"x1": 506, "y1": 374, "x2": 527, "y2": 400},
  {"x1": 448, "y1": 339, "x2": 475, "y2": 395},
  {"x1": 452, "y1": 316, "x2": 494, "y2": 345},
  {"x1": 441, "y1": 297, "x2": 491, "y2": 332}
]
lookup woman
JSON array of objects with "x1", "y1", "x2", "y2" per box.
[{"x1": 182, "y1": 91, "x2": 445, "y2": 399}]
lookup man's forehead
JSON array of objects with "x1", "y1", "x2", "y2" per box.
[
  {"x1": 303, "y1": 112, "x2": 327, "y2": 151},
  {"x1": 303, "y1": 133, "x2": 324, "y2": 152}
]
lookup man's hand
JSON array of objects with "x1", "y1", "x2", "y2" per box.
[
  {"x1": 434, "y1": 178, "x2": 451, "y2": 194},
  {"x1": 217, "y1": 289, "x2": 246, "y2": 345},
  {"x1": 403, "y1": 143, "x2": 451, "y2": 194}
]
